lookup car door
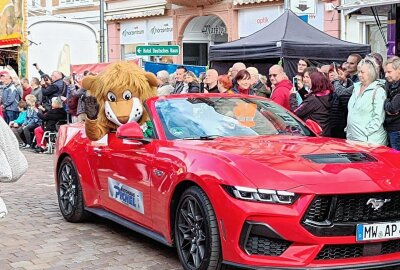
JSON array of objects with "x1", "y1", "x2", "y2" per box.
[{"x1": 97, "y1": 132, "x2": 155, "y2": 228}]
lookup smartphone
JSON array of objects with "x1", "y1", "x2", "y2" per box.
[
  {"x1": 292, "y1": 77, "x2": 298, "y2": 90},
  {"x1": 333, "y1": 62, "x2": 337, "y2": 71}
]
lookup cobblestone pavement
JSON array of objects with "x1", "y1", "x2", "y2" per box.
[{"x1": 0, "y1": 150, "x2": 182, "y2": 270}]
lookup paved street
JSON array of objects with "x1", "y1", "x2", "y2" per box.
[{"x1": 0, "y1": 150, "x2": 182, "y2": 270}]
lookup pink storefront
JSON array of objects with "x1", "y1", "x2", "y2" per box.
[{"x1": 106, "y1": 0, "x2": 340, "y2": 65}]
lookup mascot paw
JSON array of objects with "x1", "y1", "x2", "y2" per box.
[{"x1": 83, "y1": 96, "x2": 99, "y2": 120}]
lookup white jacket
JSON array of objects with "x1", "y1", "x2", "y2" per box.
[{"x1": 0, "y1": 117, "x2": 28, "y2": 182}]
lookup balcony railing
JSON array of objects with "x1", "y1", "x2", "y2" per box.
[{"x1": 59, "y1": 0, "x2": 93, "y2": 7}]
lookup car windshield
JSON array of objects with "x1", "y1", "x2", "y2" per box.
[{"x1": 155, "y1": 97, "x2": 313, "y2": 140}]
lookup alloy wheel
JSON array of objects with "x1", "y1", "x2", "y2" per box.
[
  {"x1": 59, "y1": 162, "x2": 77, "y2": 215},
  {"x1": 177, "y1": 196, "x2": 207, "y2": 269}
]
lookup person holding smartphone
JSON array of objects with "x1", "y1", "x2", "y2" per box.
[{"x1": 330, "y1": 62, "x2": 354, "y2": 139}]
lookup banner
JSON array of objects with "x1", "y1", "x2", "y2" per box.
[
  {"x1": 143, "y1": 61, "x2": 207, "y2": 77},
  {"x1": 0, "y1": 0, "x2": 23, "y2": 45},
  {"x1": 70, "y1": 60, "x2": 139, "y2": 82}
]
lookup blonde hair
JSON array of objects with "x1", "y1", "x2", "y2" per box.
[
  {"x1": 25, "y1": 94, "x2": 37, "y2": 106},
  {"x1": 358, "y1": 59, "x2": 379, "y2": 82}
]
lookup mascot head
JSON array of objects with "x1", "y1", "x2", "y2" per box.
[{"x1": 82, "y1": 61, "x2": 157, "y2": 127}]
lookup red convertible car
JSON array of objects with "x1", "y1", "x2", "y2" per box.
[{"x1": 55, "y1": 94, "x2": 400, "y2": 270}]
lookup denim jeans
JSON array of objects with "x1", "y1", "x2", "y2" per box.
[
  {"x1": 388, "y1": 131, "x2": 400, "y2": 150},
  {"x1": 4, "y1": 110, "x2": 19, "y2": 124}
]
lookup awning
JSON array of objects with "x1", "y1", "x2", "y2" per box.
[
  {"x1": 105, "y1": 6, "x2": 165, "y2": 21},
  {"x1": 337, "y1": 0, "x2": 399, "y2": 16},
  {"x1": 0, "y1": 38, "x2": 22, "y2": 48},
  {"x1": 167, "y1": 0, "x2": 222, "y2": 7},
  {"x1": 233, "y1": 0, "x2": 279, "y2": 5}
]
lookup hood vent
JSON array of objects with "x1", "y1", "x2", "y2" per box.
[{"x1": 302, "y1": 153, "x2": 377, "y2": 164}]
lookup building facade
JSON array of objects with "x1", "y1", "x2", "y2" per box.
[
  {"x1": 339, "y1": 0, "x2": 400, "y2": 60},
  {"x1": 106, "y1": 0, "x2": 341, "y2": 65}
]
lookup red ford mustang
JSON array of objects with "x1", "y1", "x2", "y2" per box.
[{"x1": 55, "y1": 94, "x2": 400, "y2": 269}]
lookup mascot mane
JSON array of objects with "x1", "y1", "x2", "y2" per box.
[{"x1": 82, "y1": 61, "x2": 158, "y2": 141}]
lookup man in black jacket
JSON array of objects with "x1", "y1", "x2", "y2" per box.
[{"x1": 384, "y1": 56, "x2": 400, "y2": 150}]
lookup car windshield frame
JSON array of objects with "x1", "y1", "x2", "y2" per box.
[{"x1": 149, "y1": 95, "x2": 314, "y2": 141}]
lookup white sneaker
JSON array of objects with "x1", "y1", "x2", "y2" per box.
[
  {"x1": 23, "y1": 144, "x2": 31, "y2": 148},
  {"x1": 0, "y1": 197, "x2": 8, "y2": 219}
]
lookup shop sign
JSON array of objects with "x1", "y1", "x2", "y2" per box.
[
  {"x1": 291, "y1": 0, "x2": 316, "y2": 15},
  {"x1": 120, "y1": 20, "x2": 147, "y2": 44},
  {"x1": 238, "y1": 6, "x2": 283, "y2": 38},
  {"x1": 147, "y1": 18, "x2": 173, "y2": 43},
  {"x1": 202, "y1": 25, "x2": 226, "y2": 36}
]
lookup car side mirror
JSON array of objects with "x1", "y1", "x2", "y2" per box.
[
  {"x1": 305, "y1": 119, "x2": 322, "y2": 135},
  {"x1": 117, "y1": 122, "x2": 150, "y2": 143}
]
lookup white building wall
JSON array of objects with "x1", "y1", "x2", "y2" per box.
[{"x1": 27, "y1": 17, "x2": 99, "y2": 77}]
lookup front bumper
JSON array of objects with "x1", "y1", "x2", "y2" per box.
[
  {"x1": 213, "y1": 187, "x2": 400, "y2": 269},
  {"x1": 223, "y1": 259, "x2": 400, "y2": 269}
]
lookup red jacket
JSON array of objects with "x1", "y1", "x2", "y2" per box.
[
  {"x1": 270, "y1": 79, "x2": 293, "y2": 110},
  {"x1": 22, "y1": 86, "x2": 32, "y2": 101}
]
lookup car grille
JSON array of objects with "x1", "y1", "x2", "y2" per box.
[
  {"x1": 302, "y1": 192, "x2": 400, "y2": 237},
  {"x1": 333, "y1": 192, "x2": 400, "y2": 222},
  {"x1": 245, "y1": 236, "x2": 291, "y2": 256},
  {"x1": 316, "y1": 240, "x2": 400, "y2": 260},
  {"x1": 240, "y1": 222, "x2": 292, "y2": 256},
  {"x1": 303, "y1": 196, "x2": 332, "y2": 223},
  {"x1": 305, "y1": 192, "x2": 400, "y2": 223}
]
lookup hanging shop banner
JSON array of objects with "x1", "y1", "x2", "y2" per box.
[
  {"x1": 147, "y1": 18, "x2": 173, "y2": 43},
  {"x1": 120, "y1": 20, "x2": 147, "y2": 44},
  {"x1": 0, "y1": 0, "x2": 24, "y2": 46},
  {"x1": 238, "y1": 6, "x2": 283, "y2": 38},
  {"x1": 70, "y1": 59, "x2": 140, "y2": 82},
  {"x1": 144, "y1": 61, "x2": 206, "y2": 77}
]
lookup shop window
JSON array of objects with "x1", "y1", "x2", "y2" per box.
[
  {"x1": 122, "y1": 44, "x2": 144, "y2": 60},
  {"x1": 183, "y1": 43, "x2": 208, "y2": 66}
]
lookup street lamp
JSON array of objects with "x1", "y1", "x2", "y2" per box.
[{"x1": 100, "y1": 0, "x2": 105, "y2": 62}]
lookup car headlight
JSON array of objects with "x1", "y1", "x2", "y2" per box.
[{"x1": 222, "y1": 185, "x2": 298, "y2": 204}]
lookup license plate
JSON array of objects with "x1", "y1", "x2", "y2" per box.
[{"x1": 356, "y1": 221, "x2": 400, "y2": 241}]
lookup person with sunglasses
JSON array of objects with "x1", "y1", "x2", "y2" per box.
[
  {"x1": 269, "y1": 65, "x2": 293, "y2": 110},
  {"x1": 346, "y1": 58, "x2": 387, "y2": 145}
]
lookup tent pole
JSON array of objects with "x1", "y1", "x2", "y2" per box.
[{"x1": 284, "y1": 0, "x2": 290, "y2": 10}]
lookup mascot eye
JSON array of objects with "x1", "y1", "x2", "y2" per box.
[
  {"x1": 123, "y1": 90, "x2": 132, "y2": 100},
  {"x1": 107, "y1": 92, "x2": 117, "y2": 102}
]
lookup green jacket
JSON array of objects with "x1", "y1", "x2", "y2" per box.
[{"x1": 347, "y1": 80, "x2": 387, "y2": 146}]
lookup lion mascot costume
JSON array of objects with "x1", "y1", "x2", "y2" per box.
[{"x1": 82, "y1": 61, "x2": 158, "y2": 141}]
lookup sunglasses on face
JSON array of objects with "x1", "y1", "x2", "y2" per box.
[{"x1": 269, "y1": 74, "x2": 278, "y2": 78}]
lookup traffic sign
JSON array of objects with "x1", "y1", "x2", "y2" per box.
[
  {"x1": 135, "y1": 45, "x2": 180, "y2": 56},
  {"x1": 290, "y1": 0, "x2": 316, "y2": 15}
]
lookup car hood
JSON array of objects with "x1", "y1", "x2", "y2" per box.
[{"x1": 173, "y1": 135, "x2": 400, "y2": 191}]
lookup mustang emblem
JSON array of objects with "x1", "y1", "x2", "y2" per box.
[{"x1": 366, "y1": 198, "x2": 391, "y2": 211}]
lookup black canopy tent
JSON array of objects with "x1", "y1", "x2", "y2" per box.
[{"x1": 209, "y1": 9, "x2": 371, "y2": 77}]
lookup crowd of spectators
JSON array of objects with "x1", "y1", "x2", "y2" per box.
[
  {"x1": 154, "y1": 52, "x2": 400, "y2": 150},
  {"x1": 2, "y1": 51, "x2": 400, "y2": 152},
  {"x1": 0, "y1": 64, "x2": 94, "y2": 153}
]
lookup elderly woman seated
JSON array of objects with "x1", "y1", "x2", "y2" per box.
[{"x1": 34, "y1": 97, "x2": 67, "y2": 153}]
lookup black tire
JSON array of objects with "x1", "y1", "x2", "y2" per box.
[
  {"x1": 57, "y1": 156, "x2": 90, "y2": 222},
  {"x1": 175, "y1": 186, "x2": 222, "y2": 270}
]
